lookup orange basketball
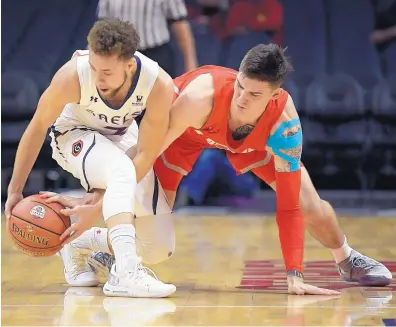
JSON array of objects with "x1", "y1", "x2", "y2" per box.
[{"x1": 8, "y1": 194, "x2": 71, "y2": 257}]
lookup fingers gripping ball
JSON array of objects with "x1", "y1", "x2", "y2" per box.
[{"x1": 9, "y1": 194, "x2": 71, "y2": 257}]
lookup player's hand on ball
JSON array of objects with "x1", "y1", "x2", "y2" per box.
[
  {"x1": 39, "y1": 191, "x2": 84, "y2": 208},
  {"x1": 287, "y1": 276, "x2": 341, "y2": 296},
  {"x1": 58, "y1": 203, "x2": 102, "y2": 246},
  {"x1": 5, "y1": 192, "x2": 24, "y2": 220},
  {"x1": 5, "y1": 192, "x2": 24, "y2": 232},
  {"x1": 39, "y1": 191, "x2": 103, "y2": 246}
]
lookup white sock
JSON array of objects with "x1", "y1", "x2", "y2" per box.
[
  {"x1": 330, "y1": 236, "x2": 352, "y2": 263},
  {"x1": 109, "y1": 224, "x2": 138, "y2": 273},
  {"x1": 71, "y1": 227, "x2": 111, "y2": 253}
]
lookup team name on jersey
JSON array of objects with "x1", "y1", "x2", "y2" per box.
[{"x1": 85, "y1": 109, "x2": 141, "y2": 125}]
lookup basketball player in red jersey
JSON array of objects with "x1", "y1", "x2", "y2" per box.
[
  {"x1": 151, "y1": 43, "x2": 392, "y2": 290},
  {"x1": 45, "y1": 43, "x2": 391, "y2": 294}
]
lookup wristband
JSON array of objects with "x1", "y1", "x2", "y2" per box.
[{"x1": 287, "y1": 270, "x2": 304, "y2": 279}]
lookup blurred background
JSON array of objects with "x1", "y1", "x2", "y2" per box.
[{"x1": 1, "y1": 0, "x2": 396, "y2": 214}]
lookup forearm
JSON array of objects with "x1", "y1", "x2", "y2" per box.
[
  {"x1": 133, "y1": 117, "x2": 169, "y2": 183},
  {"x1": 275, "y1": 170, "x2": 304, "y2": 272},
  {"x1": 8, "y1": 124, "x2": 47, "y2": 194}
]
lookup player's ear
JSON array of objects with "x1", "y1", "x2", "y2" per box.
[
  {"x1": 270, "y1": 86, "x2": 281, "y2": 99},
  {"x1": 127, "y1": 57, "x2": 136, "y2": 73}
]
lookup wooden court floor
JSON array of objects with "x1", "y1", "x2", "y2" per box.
[{"x1": 2, "y1": 214, "x2": 396, "y2": 326}]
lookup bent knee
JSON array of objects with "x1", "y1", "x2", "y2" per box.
[{"x1": 109, "y1": 155, "x2": 136, "y2": 182}]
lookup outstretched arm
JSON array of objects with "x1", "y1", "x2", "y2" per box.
[
  {"x1": 266, "y1": 95, "x2": 304, "y2": 276},
  {"x1": 6, "y1": 58, "x2": 80, "y2": 218},
  {"x1": 251, "y1": 96, "x2": 339, "y2": 295}
]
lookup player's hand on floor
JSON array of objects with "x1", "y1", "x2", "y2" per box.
[
  {"x1": 287, "y1": 276, "x2": 341, "y2": 296},
  {"x1": 58, "y1": 203, "x2": 102, "y2": 246}
]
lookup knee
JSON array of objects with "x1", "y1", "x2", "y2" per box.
[{"x1": 108, "y1": 155, "x2": 136, "y2": 185}]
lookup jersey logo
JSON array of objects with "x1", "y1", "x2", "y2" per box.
[
  {"x1": 132, "y1": 95, "x2": 144, "y2": 106},
  {"x1": 72, "y1": 140, "x2": 84, "y2": 157},
  {"x1": 90, "y1": 96, "x2": 98, "y2": 103}
]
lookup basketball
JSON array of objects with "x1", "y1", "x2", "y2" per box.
[{"x1": 8, "y1": 194, "x2": 71, "y2": 257}]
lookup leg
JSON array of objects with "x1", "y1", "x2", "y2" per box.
[
  {"x1": 87, "y1": 169, "x2": 175, "y2": 278},
  {"x1": 105, "y1": 139, "x2": 201, "y2": 267},
  {"x1": 297, "y1": 167, "x2": 391, "y2": 286},
  {"x1": 65, "y1": 130, "x2": 199, "y2": 282},
  {"x1": 82, "y1": 169, "x2": 176, "y2": 265},
  {"x1": 52, "y1": 129, "x2": 175, "y2": 297},
  {"x1": 251, "y1": 155, "x2": 392, "y2": 286}
]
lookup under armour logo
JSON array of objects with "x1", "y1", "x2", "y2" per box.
[
  {"x1": 90, "y1": 96, "x2": 98, "y2": 102},
  {"x1": 136, "y1": 95, "x2": 143, "y2": 102}
]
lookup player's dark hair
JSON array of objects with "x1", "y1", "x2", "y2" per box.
[
  {"x1": 239, "y1": 43, "x2": 293, "y2": 87},
  {"x1": 87, "y1": 18, "x2": 140, "y2": 60}
]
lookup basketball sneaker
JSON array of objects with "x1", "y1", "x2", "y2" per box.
[
  {"x1": 103, "y1": 258, "x2": 176, "y2": 298},
  {"x1": 58, "y1": 243, "x2": 100, "y2": 287},
  {"x1": 337, "y1": 250, "x2": 392, "y2": 286}
]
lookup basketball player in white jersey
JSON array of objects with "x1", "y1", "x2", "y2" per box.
[{"x1": 5, "y1": 19, "x2": 176, "y2": 298}]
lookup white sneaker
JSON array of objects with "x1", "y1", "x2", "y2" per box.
[
  {"x1": 58, "y1": 244, "x2": 100, "y2": 287},
  {"x1": 103, "y1": 258, "x2": 176, "y2": 298}
]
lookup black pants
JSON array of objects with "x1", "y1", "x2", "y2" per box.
[{"x1": 140, "y1": 42, "x2": 175, "y2": 78}]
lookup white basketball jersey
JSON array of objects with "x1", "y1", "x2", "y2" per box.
[{"x1": 52, "y1": 49, "x2": 159, "y2": 139}]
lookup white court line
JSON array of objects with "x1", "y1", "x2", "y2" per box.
[{"x1": 2, "y1": 304, "x2": 396, "y2": 309}]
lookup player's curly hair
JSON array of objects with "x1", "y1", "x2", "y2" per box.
[
  {"x1": 87, "y1": 18, "x2": 140, "y2": 60},
  {"x1": 240, "y1": 43, "x2": 293, "y2": 87}
]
